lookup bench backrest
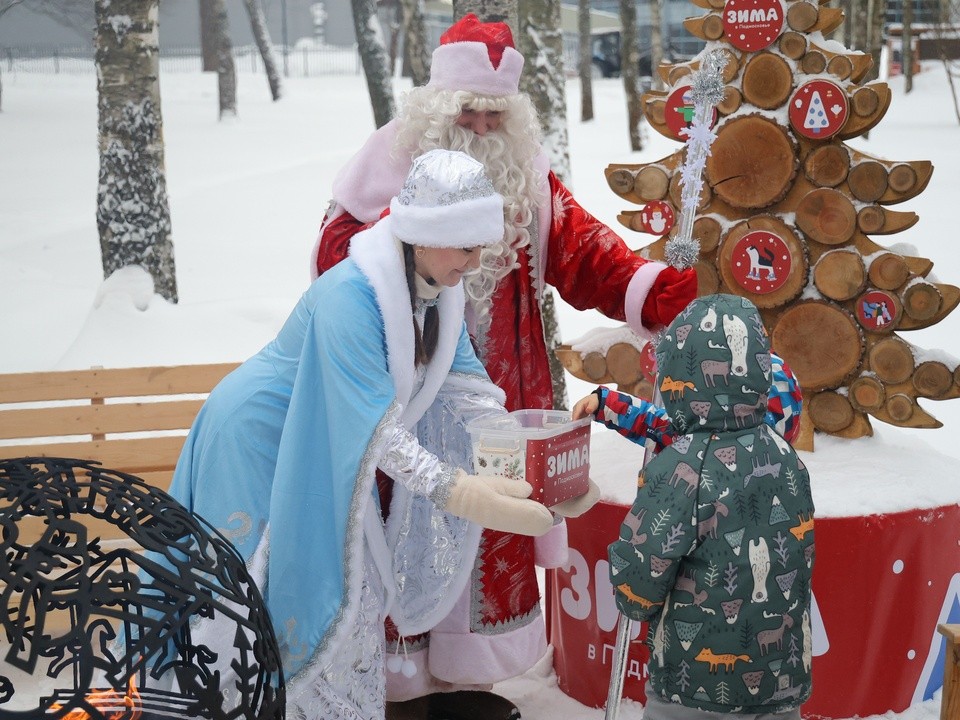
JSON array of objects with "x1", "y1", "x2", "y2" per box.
[
  {"x1": 0, "y1": 362, "x2": 240, "y2": 639},
  {"x1": 0, "y1": 362, "x2": 239, "y2": 545}
]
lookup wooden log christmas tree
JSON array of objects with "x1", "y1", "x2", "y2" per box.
[{"x1": 558, "y1": 0, "x2": 959, "y2": 444}]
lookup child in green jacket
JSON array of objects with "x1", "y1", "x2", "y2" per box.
[{"x1": 579, "y1": 294, "x2": 815, "y2": 717}]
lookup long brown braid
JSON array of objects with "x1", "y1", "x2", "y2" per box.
[{"x1": 402, "y1": 242, "x2": 440, "y2": 366}]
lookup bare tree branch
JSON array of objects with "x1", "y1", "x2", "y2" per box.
[
  {"x1": 0, "y1": 0, "x2": 27, "y2": 21},
  {"x1": 16, "y1": 0, "x2": 95, "y2": 38}
]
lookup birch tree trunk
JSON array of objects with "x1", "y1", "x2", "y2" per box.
[
  {"x1": 95, "y1": 0, "x2": 177, "y2": 302},
  {"x1": 210, "y1": 0, "x2": 236, "y2": 118},
  {"x1": 242, "y1": 0, "x2": 281, "y2": 100},
  {"x1": 0, "y1": 0, "x2": 26, "y2": 111},
  {"x1": 578, "y1": 0, "x2": 594, "y2": 121},
  {"x1": 453, "y1": 0, "x2": 517, "y2": 28},
  {"x1": 650, "y1": 0, "x2": 664, "y2": 89},
  {"x1": 518, "y1": 0, "x2": 570, "y2": 181},
  {"x1": 351, "y1": 0, "x2": 395, "y2": 128},
  {"x1": 934, "y1": 0, "x2": 960, "y2": 124},
  {"x1": 850, "y1": 0, "x2": 867, "y2": 50},
  {"x1": 619, "y1": 0, "x2": 644, "y2": 150},
  {"x1": 866, "y1": 0, "x2": 886, "y2": 82},
  {"x1": 401, "y1": 0, "x2": 431, "y2": 86},
  {"x1": 835, "y1": 0, "x2": 850, "y2": 44},
  {"x1": 199, "y1": 0, "x2": 217, "y2": 71},
  {"x1": 903, "y1": 0, "x2": 914, "y2": 93}
]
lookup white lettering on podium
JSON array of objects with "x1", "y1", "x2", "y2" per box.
[{"x1": 560, "y1": 548, "x2": 591, "y2": 620}]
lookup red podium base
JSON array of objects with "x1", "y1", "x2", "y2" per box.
[{"x1": 548, "y1": 500, "x2": 960, "y2": 718}]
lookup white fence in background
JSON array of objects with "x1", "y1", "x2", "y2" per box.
[{"x1": 0, "y1": 44, "x2": 362, "y2": 77}]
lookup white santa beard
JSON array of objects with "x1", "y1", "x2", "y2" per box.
[{"x1": 435, "y1": 124, "x2": 541, "y2": 336}]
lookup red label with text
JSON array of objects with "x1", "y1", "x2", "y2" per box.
[
  {"x1": 525, "y1": 424, "x2": 591, "y2": 506},
  {"x1": 723, "y1": 0, "x2": 785, "y2": 51}
]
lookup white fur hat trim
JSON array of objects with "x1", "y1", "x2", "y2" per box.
[
  {"x1": 428, "y1": 42, "x2": 524, "y2": 97},
  {"x1": 389, "y1": 149, "x2": 505, "y2": 248}
]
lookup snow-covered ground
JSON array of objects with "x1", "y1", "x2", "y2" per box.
[{"x1": 1, "y1": 60, "x2": 958, "y2": 719}]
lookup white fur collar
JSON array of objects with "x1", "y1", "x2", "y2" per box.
[{"x1": 349, "y1": 219, "x2": 465, "y2": 427}]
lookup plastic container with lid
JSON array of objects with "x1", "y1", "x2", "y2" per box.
[{"x1": 467, "y1": 409, "x2": 591, "y2": 507}]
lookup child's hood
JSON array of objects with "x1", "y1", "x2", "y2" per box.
[{"x1": 655, "y1": 293, "x2": 772, "y2": 433}]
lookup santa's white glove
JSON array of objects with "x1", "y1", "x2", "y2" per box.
[
  {"x1": 550, "y1": 479, "x2": 601, "y2": 518},
  {"x1": 444, "y1": 471, "x2": 554, "y2": 537}
]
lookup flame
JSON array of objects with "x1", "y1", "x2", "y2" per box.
[{"x1": 50, "y1": 676, "x2": 141, "y2": 719}]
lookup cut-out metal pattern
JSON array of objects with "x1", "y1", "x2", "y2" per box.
[{"x1": 0, "y1": 457, "x2": 285, "y2": 719}]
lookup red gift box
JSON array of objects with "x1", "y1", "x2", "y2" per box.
[{"x1": 468, "y1": 410, "x2": 591, "y2": 507}]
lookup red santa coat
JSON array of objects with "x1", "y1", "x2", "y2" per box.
[{"x1": 312, "y1": 119, "x2": 666, "y2": 693}]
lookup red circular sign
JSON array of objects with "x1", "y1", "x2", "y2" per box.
[
  {"x1": 639, "y1": 201, "x2": 675, "y2": 236},
  {"x1": 730, "y1": 231, "x2": 791, "y2": 294},
  {"x1": 664, "y1": 85, "x2": 718, "y2": 141},
  {"x1": 723, "y1": 0, "x2": 785, "y2": 51},
  {"x1": 789, "y1": 80, "x2": 849, "y2": 140},
  {"x1": 857, "y1": 290, "x2": 898, "y2": 330}
]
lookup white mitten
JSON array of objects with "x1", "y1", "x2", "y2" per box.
[
  {"x1": 550, "y1": 479, "x2": 601, "y2": 518},
  {"x1": 445, "y1": 471, "x2": 554, "y2": 537}
]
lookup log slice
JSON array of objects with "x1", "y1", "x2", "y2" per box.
[
  {"x1": 779, "y1": 31, "x2": 807, "y2": 59},
  {"x1": 742, "y1": 53, "x2": 794, "y2": 110},
  {"x1": 634, "y1": 166, "x2": 671, "y2": 201},
  {"x1": 857, "y1": 206, "x2": 886, "y2": 234},
  {"x1": 902, "y1": 281, "x2": 942, "y2": 321},
  {"x1": 795, "y1": 187, "x2": 858, "y2": 245},
  {"x1": 786, "y1": 1, "x2": 819, "y2": 31},
  {"x1": 608, "y1": 168, "x2": 635, "y2": 196},
  {"x1": 718, "y1": 86, "x2": 743, "y2": 115},
  {"x1": 851, "y1": 86, "x2": 880, "y2": 116},
  {"x1": 848, "y1": 161, "x2": 889, "y2": 202},
  {"x1": 706, "y1": 115, "x2": 797, "y2": 209},
  {"x1": 693, "y1": 216, "x2": 722, "y2": 253},
  {"x1": 804, "y1": 144, "x2": 850, "y2": 187},
  {"x1": 868, "y1": 336, "x2": 914, "y2": 384},
  {"x1": 813, "y1": 249, "x2": 865, "y2": 301},
  {"x1": 885, "y1": 393, "x2": 914, "y2": 422},
  {"x1": 827, "y1": 54, "x2": 854, "y2": 80},
  {"x1": 648, "y1": 99, "x2": 667, "y2": 126},
  {"x1": 800, "y1": 51, "x2": 827, "y2": 75},
  {"x1": 888, "y1": 164, "x2": 918, "y2": 193},
  {"x1": 668, "y1": 65, "x2": 692, "y2": 85},
  {"x1": 849, "y1": 375, "x2": 885, "y2": 411},
  {"x1": 582, "y1": 351, "x2": 608, "y2": 382},
  {"x1": 867, "y1": 253, "x2": 910, "y2": 290},
  {"x1": 808, "y1": 391, "x2": 855, "y2": 432},
  {"x1": 702, "y1": 13, "x2": 724, "y2": 39},
  {"x1": 772, "y1": 301, "x2": 863, "y2": 391},
  {"x1": 913, "y1": 360, "x2": 953, "y2": 398},
  {"x1": 607, "y1": 343, "x2": 642, "y2": 385}
]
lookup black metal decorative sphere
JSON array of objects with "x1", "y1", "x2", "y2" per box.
[{"x1": 0, "y1": 457, "x2": 285, "y2": 719}]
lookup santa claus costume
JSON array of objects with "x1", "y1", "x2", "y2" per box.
[{"x1": 311, "y1": 13, "x2": 696, "y2": 714}]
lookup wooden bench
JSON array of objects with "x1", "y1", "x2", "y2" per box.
[{"x1": 0, "y1": 362, "x2": 239, "y2": 546}]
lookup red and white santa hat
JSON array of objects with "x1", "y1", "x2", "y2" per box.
[
  {"x1": 427, "y1": 13, "x2": 524, "y2": 98},
  {"x1": 390, "y1": 149, "x2": 505, "y2": 248}
]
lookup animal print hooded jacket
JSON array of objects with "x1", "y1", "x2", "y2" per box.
[{"x1": 608, "y1": 294, "x2": 815, "y2": 712}]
